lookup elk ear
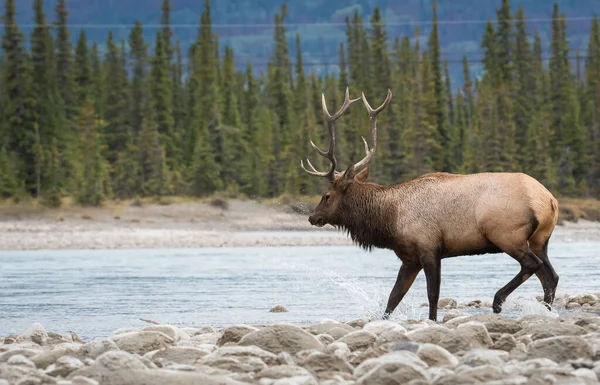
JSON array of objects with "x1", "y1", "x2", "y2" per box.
[
  {"x1": 354, "y1": 165, "x2": 369, "y2": 182},
  {"x1": 338, "y1": 165, "x2": 356, "y2": 191}
]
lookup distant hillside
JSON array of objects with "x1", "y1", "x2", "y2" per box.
[{"x1": 10, "y1": 0, "x2": 600, "y2": 83}]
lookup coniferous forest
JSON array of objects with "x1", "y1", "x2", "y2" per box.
[{"x1": 1, "y1": 0, "x2": 599, "y2": 208}]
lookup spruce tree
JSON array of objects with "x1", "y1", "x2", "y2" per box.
[
  {"x1": 102, "y1": 31, "x2": 131, "y2": 165},
  {"x1": 32, "y1": 0, "x2": 64, "y2": 204},
  {"x1": 1, "y1": 0, "x2": 37, "y2": 195},
  {"x1": 150, "y1": 30, "x2": 177, "y2": 169},
  {"x1": 74, "y1": 101, "x2": 110, "y2": 205},
  {"x1": 74, "y1": 30, "x2": 91, "y2": 106},
  {"x1": 428, "y1": 0, "x2": 450, "y2": 171},
  {"x1": 55, "y1": 0, "x2": 77, "y2": 122}
]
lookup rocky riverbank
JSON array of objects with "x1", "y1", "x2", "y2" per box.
[{"x1": 3, "y1": 297, "x2": 600, "y2": 385}]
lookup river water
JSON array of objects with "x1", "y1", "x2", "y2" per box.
[{"x1": 1, "y1": 234, "x2": 599, "y2": 339}]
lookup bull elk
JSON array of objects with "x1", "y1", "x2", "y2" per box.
[{"x1": 300, "y1": 87, "x2": 560, "y2": 322}]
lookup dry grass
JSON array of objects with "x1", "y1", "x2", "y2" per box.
[
  {"x1": 558, "y1": 198, "x2": 600, "y2": 224},
  {"x1": 3, "y1": 195, "x2": 600, "y2": 225}
]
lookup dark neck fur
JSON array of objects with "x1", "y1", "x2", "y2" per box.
[{"x1": 333, "y1": 183, "x2": 397, "y2": 251}]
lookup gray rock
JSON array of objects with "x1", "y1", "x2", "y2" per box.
[
  {"x1": 363, "y1": 320, "x2": 406, "y2": 336},
  {"x1": 442, "y1": 310, "x2": 469, "y2": 323},
  {"x1": 0, "y1": 362, "x2": 55, "y2": 384},
  {"x1": 238, "y1": 324, "x2": 324, "y2": 354},
  {"x1": 491, "y1": 333, "x2": 518, "y2": 352},
  {"x1": 325, "y1": 342, "x2": 351, "y2": 361},
  {"x1": 71, "y1": 376, "x2": 99, "y2": 385},
  {"x1": 527, "y1": 336, "x2": 593, "y2": 362},
  {"x1": 143, "y1": 325, "x2": 189, "y2": 343},
  {"x1": 299, "y1": 352, "x2": 353, "y2": 379},
  {"x1": 95, "y1": 350, "x2": 148, "y2": 371},
  {"x1": 568, "y1": 294, "x2": 599, "y2": 306},
  {"x1": 357, "y1": 361, "x2": 428, "y2": 385},
  {"x1": 306, "y1": 322, "x2": 355, "y2": 340},
  {"x1": 417, "y1": 343, "x2": 458, "y2": 368},
  {"x1": 485, "y1": 376, "x2": 529, "y2": 385},
  {"x1": 460, "y1": 348, "x2": 508, "y2": 367},
  {"x1": 482, "y1": 316, "x2": 522, "y2": 334},
  {"x1": 110, "y1": 331, "x2": 175, "y2": 355},
  {"x1": 30, "y1": 343, "x2": 81, "y2": 369},
  {"x1": 438, "y1": 298, "x2": 457, "y2": 309},
  {"x1": 7, "y1": 355, "x2": 36, "y2": 368},
  {"x1": 79, "y1": 339, "x2": 119, "y2": 359},
  {"x1": 256, "y1": 364, "x2": 314, "y2": 380},
  {"x1": 439, "y1": 322, "x2": 493, "y2": 354},
  {"x1": 354, "y1": 351, "x2": 428, "y2": 379},
  {"x1": 434, "y1": 364, "x2": 504, "y2": 385},
  {"x1": 345, "y1": 318, "x2": 371, "y2": 329},
  {"x1": 45, "y1": 356, "x2": 85, "y2": 377},
  {"x1": 200, "y1": 345, "x2": 279, "y2": 367},
  {"x1": 375, "y1": 329, "x2": 410, "y2": 347},
  {"x1": 87, "y1": 368, "x2": 250, "y2": 385},
  {"x1": 515, "y1": 322, "x2": 587, "y2": 341},
  {"x1": 269, "y1": 305, "x2": 289, "y2": 313},
  {"x1": 216, "y1": 325, "x2": 258, "y2": 347},
  {"x1": 190, "y1": 332, "x2": 221, "y2": 345},
  {"x1": 147, "y1": 347, "x2": 210, "y2": 366},
  {"x1": 316, "y1": 334, "x2": 334, "y2": 346},
  {"x1": 18, "y1": 323, "x2": 49, "y2": 346},
  {"x1": 406, "y1": 326, "x2": 450, "y2": 345},
  {"x1": 0, "y1": 348, "x2": 41, "y2": 363},
  {"x1": 270, "y1": 375, "x2": 319, "y2": 385},
  {"x1": 337, "y1": 330, "x2": 377, "y2": 352}
]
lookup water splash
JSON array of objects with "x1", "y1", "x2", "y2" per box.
[
  {"x1": 270, "y1": 256, "x2": 427, "y2": 322},
  {"x1": 501, "y1": 295, "x2": 559, "y2": 318}
]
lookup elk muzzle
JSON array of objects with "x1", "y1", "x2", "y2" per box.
[{"x1": 308, "y1": 214, "x2": 327, "y2": 227}]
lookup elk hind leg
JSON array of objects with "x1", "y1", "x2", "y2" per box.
[
  {"x1": 491, "y1": 238, "x2": 543, "y2": 314},
  {"x1": 531, "y1": 238, "x2": 559, "y2": 308}
]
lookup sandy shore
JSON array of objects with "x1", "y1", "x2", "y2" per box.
[{"x1": 0, "y1": 199, "x2": 599, "y2": 251}]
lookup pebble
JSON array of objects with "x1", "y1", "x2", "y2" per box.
[{"x1": 4, "y1": 295, "x2": 600, "y2": 385}]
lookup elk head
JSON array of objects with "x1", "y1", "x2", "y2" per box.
[{"x1": 301, "y1": 87, "x2": 392, "y2": 228}]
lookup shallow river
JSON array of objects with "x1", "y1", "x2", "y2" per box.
[{"x1": 1, "y1": 235, "x2": 599, "y2": 339}]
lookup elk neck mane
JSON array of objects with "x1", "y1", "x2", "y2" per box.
[{"x1": 334, "y1": 182, "x2": 399, "y2": 252}]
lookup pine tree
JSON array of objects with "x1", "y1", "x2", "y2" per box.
[
  {"x1": 129, "y1": 21, "x2": 148, "y2": 136},
  {"x1": 496, "y1": 0, "x2": 514, "y2": 86},
  {"x1": 513, "y1": 5, "x2": 534, "y2": 168},
  {"x1": 220, "y1": 45, "x2": 249, "y2": 192},
  {"x1": 428, "y1": 0, "x2": 450, "y2": 172},
  {"x1": 55, "y1": 0, "x2": 77, "y2": 122},
  {"x1": 268, "y1": 4, "x2": 294, "y2": 195},
  {"x1": 368, "y1": 6, "x2": 393, "y2": 182},
  {"x1": 1, "y1": 0, "x2": 37, "y2": 195},
  {"x1": 74, "y1": 30, "x2": 91, "y2": 106},
  {"x1": 90, "y1": 42, "x2": 104, "y2": 117},
  {"x1": 102, "y1": 30, "x2": 131, "y2": 161},
  {"x1": 150, "y1": 30, "x2": 177, "y2": 169},
  {"x1": 585, "y1": 15, "x2": 600, "y2": 196},
  {"x1": 32, "y1": 0, "x2": 64, "y2": 204},
  {"x1": 160, "y1": 0, "x2": 173, "y2": 61},
  {"x1": 0, "y1": 147, "x2": 18, "y2": 198}
]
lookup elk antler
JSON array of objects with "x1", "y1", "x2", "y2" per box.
[
  {"x1": 351, "y1": 89, "x2": 393, "y2": 173},
  {"x1": 300, "y1": 87, "x2": 360, "y2": 182}
]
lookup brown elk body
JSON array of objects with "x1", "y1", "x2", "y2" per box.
[{"x1": 301, "y1": 88, "x2": 560, "y2": 322}]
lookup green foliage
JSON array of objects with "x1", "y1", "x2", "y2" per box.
[{"x1": 0, "y1": 0, "x2": 599, "y2": 204}]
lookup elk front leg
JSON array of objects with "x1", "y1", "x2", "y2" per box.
[
  {"x1": 421, "y1": 255, "x2": 441, "y2": 322},
  {"x1": 383, "y1": 262, "x2": 421, "y2": 319}
]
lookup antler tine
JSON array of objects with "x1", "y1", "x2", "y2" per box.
[
  {"x1": 352, "y1": 89, "x2": 393, "y2": 172},
  {"x1": 301, "y1": 87, "x2": 360, "y2": 182}
]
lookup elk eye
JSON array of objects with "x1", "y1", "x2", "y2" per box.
[{"x1": 324, "y1": 194, "x2": 331, "y2": 202}]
